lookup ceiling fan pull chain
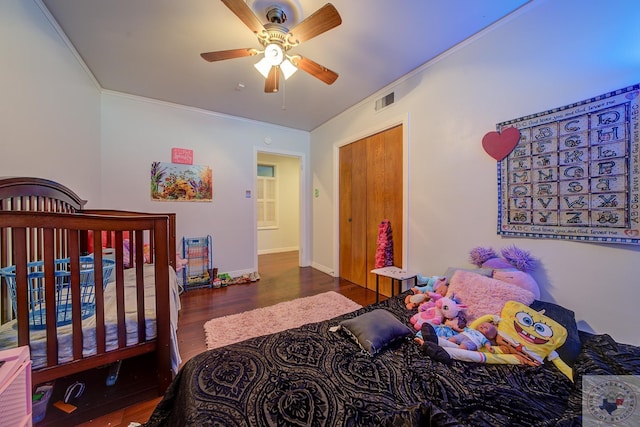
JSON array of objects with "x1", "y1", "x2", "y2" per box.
[{"x1": 281, "y1": 76, "x2": 287, "y2": 110}]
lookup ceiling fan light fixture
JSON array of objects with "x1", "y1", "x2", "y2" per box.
[
  {"x1": 254, "y1": 57, "x2": 272, "y2": 78},
  {"x1": 204, "y1": 1, "x2": 342, "y2": 93},
  {"x1": 280, "y1": 59, "x2": 297, "y2": 80},
  {"x1": 264, "y1": 43, "x2": 284, "y2": 66}
]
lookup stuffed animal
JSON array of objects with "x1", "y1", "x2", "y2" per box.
[
  {"x1": 469, "y1": 245, "x2": 536, "y2": 272},
  {"x1": 423, "y1": 311, "x2": 468, "y2": 340},
  {"x1": 404, "y1": 276, "x2": 448, "y2": 309},
  {"x1": 405, "y1": 291, "x2": 440, "y2": 310},
  {"x1": 414, "y1": 311, "x2": 468, "y2": 350},
  {"x1": 410, "y1": 295, "x2": 468, "y2": 330},
  {"x1": 469, "y1": 245, "x2": 541, "y2": 299},
  {"x1": 492, "y1": 269, "x2": 540, "y2": 300},
  {"x1": 464, "y1": 301, "x2": 571, "y2": 380},
  {"x1": 415, "y1": 275, "x2": 447, "y2": 291}
]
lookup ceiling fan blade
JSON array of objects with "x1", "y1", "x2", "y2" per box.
[
  {"x1": 200, "y1": 48, "x2": 258, "y2": 62},
  {"x1": 291, "y1": 56, "x2": 338, "y2": 85},
  {"x1": 287, "y1": 3, "x2": 342, "y2": 44},
  {"x1": 221, "y1": 0, "x2": 266, "y2": 34},
  {"x1": 264, "y1": 66, "x2": 280, "y2": 93}
]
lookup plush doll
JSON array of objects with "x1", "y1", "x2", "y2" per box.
[
  {"x1": 414, "y1": 311, "x2": 467, "y2": 343},
  {"x1": 447, "y1": 321, "x2": 497, "y2": 352},
  {"x1": 404, "y1": 276, "x2": 448, "y2": 309},
  {"x1": 410, "y1": 295, "x2": 468, "y2": 330},
  {"x1": 469, "y1": 245, "x2": 541, "y2": 299},
  {"x1": 405, "y1": 291, "x2": 438, "y2": 310},
  {"x1": 423, "y1": 300, "x2": 573, "y2": 381}
]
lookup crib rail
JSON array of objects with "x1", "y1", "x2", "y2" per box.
[{"x1": 0, "y1": 211, "x2": 172, "y2": 389}]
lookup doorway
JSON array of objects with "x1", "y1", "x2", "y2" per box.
[{"x1": 256, "y1": 151, "x2": 303, "y2": 264}]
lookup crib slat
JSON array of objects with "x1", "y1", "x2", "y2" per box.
[
  {"x1": 43, "y1": 229, "x2": 58, "y2": 367},
  {"x1": 114, "y1": 232, "x2": 126, "y2": 349},
  {"x1": 94, "y1": 231, "x2": 106, "y2": 355},
  {"x1": 135, "y1": 231, "x2": 146, "y2": 342},
  {"x1": 13, "y1": 228, "x2": 29, "y2": 348},
  {"x1": 68, "y1": 231, "x2": 82, "y2": 360}
]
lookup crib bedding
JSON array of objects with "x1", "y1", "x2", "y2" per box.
[
  {"x1": 145, "y1": 291, "x2": 640, "y2": 427},
  {"x1": 0, "y1": 264, "x2": 182, "y2": 373}
]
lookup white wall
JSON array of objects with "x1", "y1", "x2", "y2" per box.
[
  {"x1": 100, "y1": 92, "x2": 309, "y2": 275},
  {"x1": 311, "y1": 0, "x2": 640, "y2": 345},
  {"x1": 0, "y1": 0, "x2": 101, "y2": 199},
  {"x1": 257, "y1": 153, "x2": 300, "y2": 254}
]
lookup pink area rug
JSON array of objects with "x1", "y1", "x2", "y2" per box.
[{"x1": 203, "y1": 291, "x2": 362, "y2": 350}]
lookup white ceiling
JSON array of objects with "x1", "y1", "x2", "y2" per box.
[{"x1": 40, "y1": 0, "x2": 530, "y2": 131}]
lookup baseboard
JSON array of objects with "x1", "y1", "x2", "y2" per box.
[
  {"x1": 311, "y1": 261, "x2": 335, "y2": 276},
  {"x1": 257, "y1": 246, "x2": 299, "y2": 255}
]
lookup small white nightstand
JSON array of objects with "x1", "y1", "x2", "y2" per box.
[{"x1": 371, "y1": 266, "x2": 418, "y2": 303}]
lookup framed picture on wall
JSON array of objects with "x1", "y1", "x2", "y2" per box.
[{"x1": 151, "y1": 161, "x2": 212, "y2": 202}]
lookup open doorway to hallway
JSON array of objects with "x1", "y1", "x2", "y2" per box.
[{"x1": 257, "y1": 152, "x2": 300, "y2": 257}]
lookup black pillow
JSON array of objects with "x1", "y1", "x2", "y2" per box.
[
  {"x1": 339, "y1": 309, "x2": 413, "y2": 355},
  {"x1": 529, "y1": 300, "x2": 582, "y2": 366}
]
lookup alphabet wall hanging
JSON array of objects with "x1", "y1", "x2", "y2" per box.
[{"x1": 491, "y1": 83, "x2": 640, "y2": 245}]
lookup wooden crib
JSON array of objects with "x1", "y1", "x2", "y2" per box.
[{"x1": 0, "y1": 177, "x2": 177, "y2": 394}]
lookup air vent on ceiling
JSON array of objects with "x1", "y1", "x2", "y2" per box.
[{"x1": 375, "y1": 92, "x2": 395, "y2": 111}]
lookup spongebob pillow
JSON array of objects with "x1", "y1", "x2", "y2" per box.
[{"x1": 463, "y1": 300, "x2": 572, "y2": 381}]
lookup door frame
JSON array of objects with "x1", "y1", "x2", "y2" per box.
[
  {"x1": 332, "y1": 113, "x2": 410, "y2": 277},
  {"x1": 253, "y1": 147, "x2": 310, "y2": 269}
]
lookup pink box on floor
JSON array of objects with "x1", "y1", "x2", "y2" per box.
[{"x1": 0, "y1": 346, "x2": 32, "y2": 427}]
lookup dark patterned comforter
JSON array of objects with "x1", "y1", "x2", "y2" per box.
[{"x1": 145, "y1": 293, "x2": 640, "y2": 427}]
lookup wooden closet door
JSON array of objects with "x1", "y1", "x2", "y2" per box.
[
  {"x1": 339, "y1": 125, "x2": 403, "y2": 295},
  {"x1": 339, "y1": 140, "x2": 367, "y2": 286}
]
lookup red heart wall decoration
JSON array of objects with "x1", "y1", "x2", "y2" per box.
[{"x1": 482, "y1": 127, "x2": 521, "y2": 161}]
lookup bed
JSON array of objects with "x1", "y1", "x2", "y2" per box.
[
  {"x1": 144, "y1": 287, "x2": 640, "y2": 426},
  {"x1": 0, "y1": 177, "x2": 179, "y2": 394}
]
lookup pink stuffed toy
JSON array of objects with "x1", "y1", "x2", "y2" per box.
[{"x1": 410, "y1": 296, "x2": 468, "y2": 330}]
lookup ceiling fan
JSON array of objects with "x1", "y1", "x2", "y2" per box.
[{"x1": 201, "y1": 0, "x2": 342, "y2": 93}]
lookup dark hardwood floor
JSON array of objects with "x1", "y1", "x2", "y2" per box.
[{"x1": 75, "y1": 251, "x2": 378, "y2": 426}]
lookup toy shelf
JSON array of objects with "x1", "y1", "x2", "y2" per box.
[{"x1": 181, "y1": 235, "x2": 213, "y2": 290}]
